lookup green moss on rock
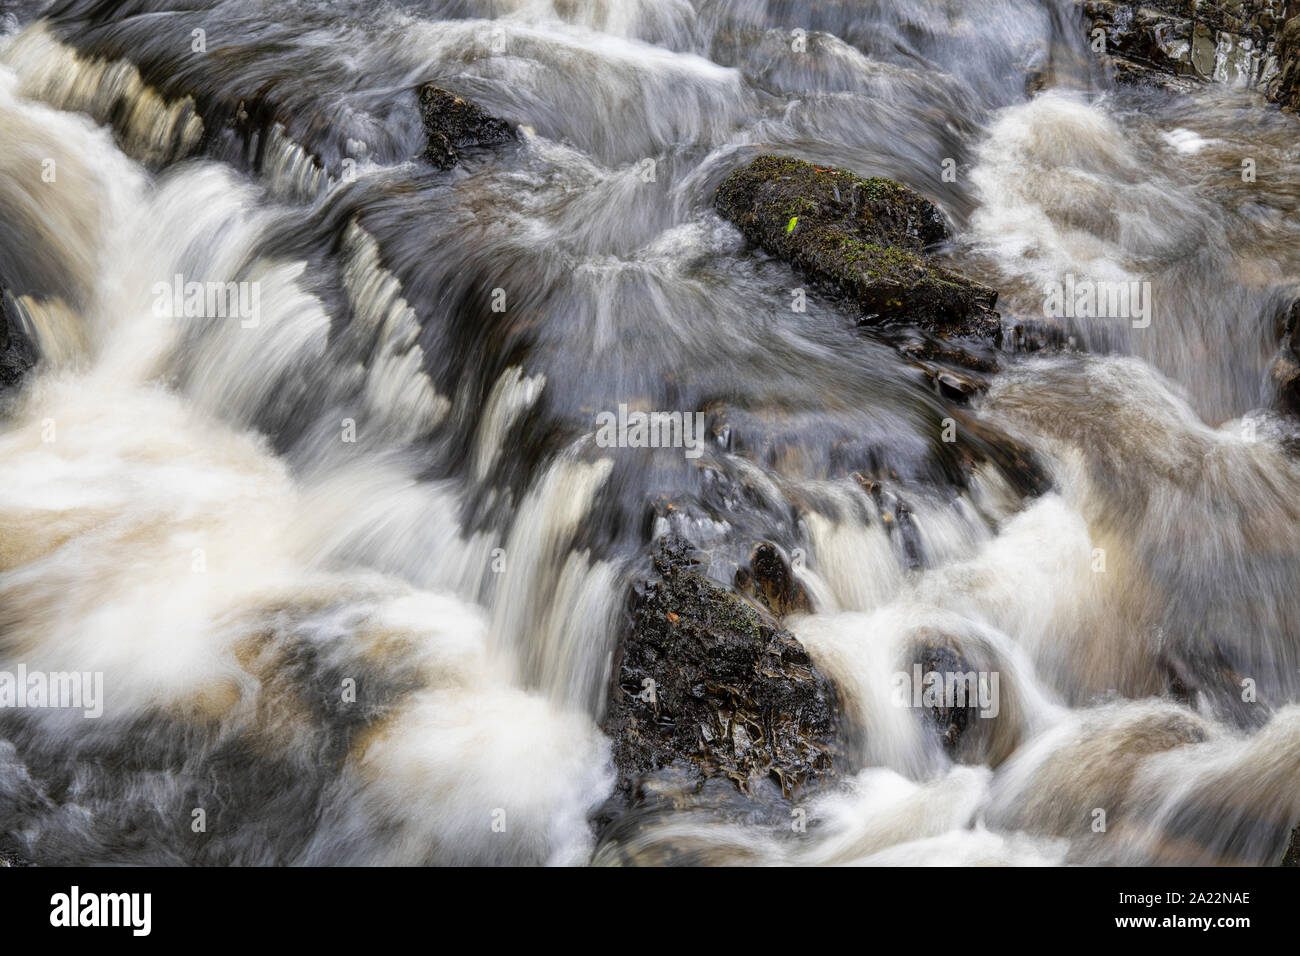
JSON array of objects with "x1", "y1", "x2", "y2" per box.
[{"x1": 715, "y1": 154, "x2": 1000, "y2": 339}]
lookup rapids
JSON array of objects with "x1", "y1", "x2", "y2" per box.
[{"x1": 1, "y1": 0, "x2": 1299, "y2": 866}]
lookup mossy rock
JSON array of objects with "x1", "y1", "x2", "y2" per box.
[{"x1": 715, "y1": 154, "x2": 1000, "y2": 339}]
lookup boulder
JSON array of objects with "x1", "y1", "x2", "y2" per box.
[
  {"x1": 417, "y1": 84, "x2": 515, "y2": 170},
  {"x1": 603, "y1": 536, "x2": 842, "y2": 803},
  {"x1": 1, "y1": 287, "x2": 37, "y2": 389},
  {"x1": 715, "y1": 155, "x2": 1001, "y2": 340},
  {"x1": 911, "y1": 637, "x2": 981, "y2": 756},
  {"x1": 903, "y1": 630, "x2": 1025, "y2": 766},
  {"x1": 734, "y1": 541, "x2": 812, "y2": 618}
]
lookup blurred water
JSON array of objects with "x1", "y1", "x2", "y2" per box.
[{"x1": 1, "y1": 0, "x2": 1299, "y2": 865}]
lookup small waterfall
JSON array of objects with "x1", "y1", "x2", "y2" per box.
[{"x1": 2, "y1": 0, "x2": 1300, "y2": 869}]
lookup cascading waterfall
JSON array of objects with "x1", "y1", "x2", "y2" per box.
[{"x1": 1, "y1": 0, "x2": 1300, "y2": 867}]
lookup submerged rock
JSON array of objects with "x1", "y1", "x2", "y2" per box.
[
  {"x1": 1283, "y1": 824, "x2": 1300, "y2": 865},
  {"x1": 715, "y1": 155, "x2": 1000, "y2": 340},
  {"x1": 1269, "y1": 298, "x2": 1300, "y2": 416},
  {"x1": 417, "y1": 84, "x2": 515, "y2": 170},
  {"x1": 734, "y1": 541, "x2": 812, "y2": 618},
  {"x1": 1, "y1": 286, "x2": 37, "y2": 389},
  {"x1": 910, "y1": 637, "x2": 980, "y2": 756},
  {"x1": 903, "y1": 630, "x2": 1026, "y2": 767},
  {"x1": 0, "y1": 845, "x2": 33, "y2": 867},
  {"x1": 603, "y1": 536, "x2": 841, "y2": 804}
]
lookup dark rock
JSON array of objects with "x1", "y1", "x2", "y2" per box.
[
  {"x1": 417, "y1": 84, "x2": 515, "y2": 170},
  {"x1": 1269, "y1": 15, "x2": 1300, "y2": 112},
  {"x1": 929, "y1": 368, "x2": 984, "y2": 404},
  {"x1": 910, "y1": 637, "x2": 980, "y2": 756},
  {"x1": 938, "y1": 412, "x2": 1052, "y2": 501},
  {"x1": 853, "y1": 474, "x2": 927, "y2": 568},
  {"x1": 1283, "y1": 823, "x2": 1300, "y2": 865},
  {"x1": 715, "y1": 155, "x2": 1001, "y2": 341},
  {"x1": 591, "y1": 767, "x2": 796, "y2": 865},
  {"x1": 1, "y1": 286, "x2": 37, "y2": 389},
  {"x1": 1269, "y1": 298, "x2": 1300, "y2": 416},
  {"x1": 735, "y1": 541, "x2": 812, "y2": 618},
  {"x1": 903, "y1": 631, "x2": 1019, "y2": 764},
  {"x1": 1082, "y1": 0, "x2": 1284, "y2": 90},
  {"x1": 603, "y1": 536, "x2": 842, "y2": 804},
  {"x1": 0, "y1": 845, "x2": 33, "y2": 867},
  {"x1": 896, "y1": 333, "x2": 1001, "y2": 374}
]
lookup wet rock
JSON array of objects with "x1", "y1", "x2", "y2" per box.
[
  {"x1": 1, "y1": 286, "x2": 37, "y2": 390},
  {"x1": 853, "y1": 474, "x2": 927, "y2": 568},
  {"x1": 1283, "y1": 824, "x2": 1300, "y2": 865},
  {"x1": 0, "y1": 846, "x2": 33, "y2": 867},
  {"x1": 910, "y1": 637, "x2": 980, "y2": 756},
  {"x1": 715, "y1": 155, "x2": 1001, "y2": 341},
  {"x1": 417, "y1": 84, "x2": 515, "y2": 170},
  {"x1": 734, "y1": 541, "x2": 812, "y2": 617},
  {"x1": 1081, "y1": 0, "x2": 1285, "y2": 89},
  {"x1": 902, "y1": 630, "x2": 1026, "y2": 766},
  {"x1": 1269, "y1": 299, "x2": 1300, "y2": 416},
  {"x1": 603, "y1": 535, "x2": 841, "y2": 805},
  {"x1": 941, "y1": 411, "x2": 1052, "y2": 501},
  {"x1": 1268, "y1": 15, "x2": 1300, "y2": 112},
  {"x1": 698, "y1": 397, "x2": 1044, "y2": 501},
  {"x1": 591, "y1": 767, "x2": 795, "y2": 865},
  {"x1": 924, "y1": 366, "x2": 985, "y2": 405},
  {"x1": 1109, "y1": 55, "x2": 1205, "y2": 92}
]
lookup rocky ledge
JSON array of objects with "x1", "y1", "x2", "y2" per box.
[
  {"x1": 1080, "y1": 1, "x2": 1299, "y2": 103},
  {"x1": 1271, "y1": 14, "x2": 1300, "y2": 110}
]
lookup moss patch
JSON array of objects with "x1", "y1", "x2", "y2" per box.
[{"x1": 716, "y1": 154, "x2": 1000, "y2": 340}]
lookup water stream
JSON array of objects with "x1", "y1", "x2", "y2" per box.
[{"x1": 1, "y1": 0, "x2": 1299, "y2": 865}]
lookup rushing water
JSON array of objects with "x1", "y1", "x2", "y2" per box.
[{"x1": 1, "y1": 0, "x2": 1299, "y2": 865}]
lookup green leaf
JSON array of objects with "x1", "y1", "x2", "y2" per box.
[{"x1": 786, "y1": 216, "x2": 798, "y2": 233}]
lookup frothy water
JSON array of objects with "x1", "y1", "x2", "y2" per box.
[{"x1": 1, "y1": 0, "x2": 1299, "y2": 866}]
